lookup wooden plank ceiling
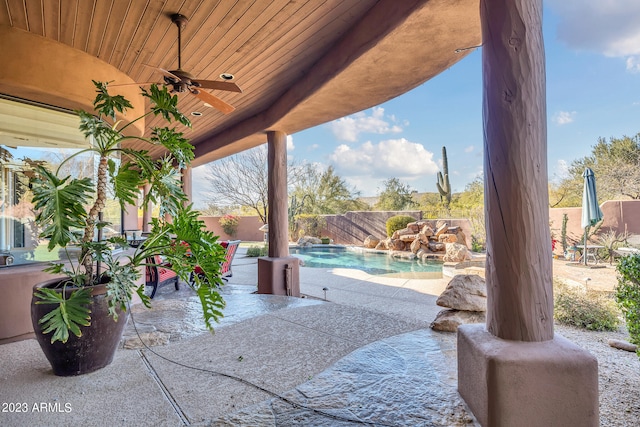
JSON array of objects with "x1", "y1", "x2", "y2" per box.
[{"x1": 0, "y1": 0, "x2": 480, "y2": 166}]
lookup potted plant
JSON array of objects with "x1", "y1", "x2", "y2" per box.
[{"x1": 29, "y1": 81, "x2": 226, "y2": 376}]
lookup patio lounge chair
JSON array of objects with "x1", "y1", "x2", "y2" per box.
[
  {"x1": 190, "y1": 240, "x2": 241, "y2": 285},
  {"x1": 145, "y1": 255, "x2": 179, "y2": 299}
]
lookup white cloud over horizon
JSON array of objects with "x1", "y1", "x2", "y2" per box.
[
  {"x1": 328, "y1": 107, "x2": 403, "y2": 142},
  {"x1": 329, "y1": 138, "x2": 438, "y2": 179},
  {"x1": 548, "y1": 0, "x2": 640, "y2": 71},
  {"x1": 552, "y1": 110, "x2": 577, "y2": 125}
]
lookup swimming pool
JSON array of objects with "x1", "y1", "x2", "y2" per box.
[{"x1": 290, "y1": 246, "x2": 443, "y2": 278}]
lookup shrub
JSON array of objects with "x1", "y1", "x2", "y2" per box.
[
  {"x1": 554, "y1": 280, "x2": 620, "y2": 331},
  {"x1": 616, "y1": 254, "x2": 640, "y2": 349},
  {"x1": 219, "y1": 214, "x2": 239, "y2": 236},
  {"x1": 294, "y1": 214, "x2": 326, "y2": 238},
  {"x1": 385, "y1": 215, "x2": 416, "y2": 237},
  {"x1": 246, "y1": 245, "x2": 268, "y2": 257}
]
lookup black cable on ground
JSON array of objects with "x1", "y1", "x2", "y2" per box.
[{"x1": 127, "y1": 303, "x2": 398, "y2": 427}]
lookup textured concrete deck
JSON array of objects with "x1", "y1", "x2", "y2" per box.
[{"x1": 0, "y1": 249, "x2": 477, "y2": 426}]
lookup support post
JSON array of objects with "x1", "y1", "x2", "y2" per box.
[
  {"x1": 181, "y1": 166, "x2": 192, "y2": 205},
  {"x1": 457, "y1": 1, "x2": 598, "y2": 425},
  {"x1": 257, "y1": 131, "x2": 300, "y2": 296}
]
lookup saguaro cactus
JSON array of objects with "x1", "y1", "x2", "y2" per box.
[{"x1": 436, "y1": 146, "x2": 452, "y2": 207}]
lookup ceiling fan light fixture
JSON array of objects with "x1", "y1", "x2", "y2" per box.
[
  {"x1": 220, "y1": 73, "x2": 235, "y2": 81},
  {"x1": 191, "y1": 111, "x2": 203, "y2": 116}
]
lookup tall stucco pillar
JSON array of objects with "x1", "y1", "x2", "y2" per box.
[
  {"x1": 456, "y1": 1, "x2": 599, "y2": 425},
  {"x1": 257, "y1": 131, "x2": 300, "y2": 296},
  {"x1": 181, "y1": 166, "x2": 193, "y2": 204}
]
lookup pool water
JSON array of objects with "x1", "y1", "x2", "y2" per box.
[{"x1": 290, "y1": 246, "x2": 443, "y2": 278}]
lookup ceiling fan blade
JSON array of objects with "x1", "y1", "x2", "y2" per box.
[
  {"x1": 108, "y1": 81, "x2": 156, "y2": 87},
  {"x1": 190, "y1": 89, "x2": 235, "y2": 114},
  {"x1": 193, "y1": 79, "x2": 242, "y2": 93},
  {"x1": 141, "y1": 64, "x2": 182, "y2": 81}
]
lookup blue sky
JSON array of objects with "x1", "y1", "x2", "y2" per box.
[{"x1": 193, "y1": 1, "x2": 640, "y2": 203}]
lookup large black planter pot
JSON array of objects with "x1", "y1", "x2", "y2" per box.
[{"x1": 31, "y1": 278, "x2": 129, "y2": 376}]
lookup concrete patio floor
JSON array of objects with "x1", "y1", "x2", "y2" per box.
[{"x1": 0, "y1": 248, "x2": 621, "y2": 426}]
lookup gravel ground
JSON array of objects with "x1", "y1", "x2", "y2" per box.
[{"x1": 554, "y1": 325, "x2": 640, "y2": 427}]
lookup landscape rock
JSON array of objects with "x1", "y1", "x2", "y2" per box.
[
  {"x1": 410, "y1": 238, "x2": 422, "y2": 254},
  {"x1": 399, "y1": 233, "x2": 418, "y2": 243},
  {"x1": 430, "y1": 309, "x2": 486, "y2": 332},
  {"x1": 435, "y1": 223, "x2": 449, "y2": 239},
  {"x1": 436, "y1": 274, "x2": 487, "y2": 311},
  {"x1": 388, "y1": 239, "x2": 405, "y2": 251},
  {"x1": 406, "y1": 222, "x2": 421, "y2": 233},
  {"x1": 375, "y1": 239, "x2": 388, "y2": 250},
  {"x1": 428, "y1": 242, "x2": 446, "y2": 252},
  {"x1": 456, "y1": 230, "x2": 467, "y2": 246},
  {"x1": 443, "y1": 243, "x2": 472, "y2": 262},
  {"x1": 439, "y1": 233, "x2": 458, "y2": 243},
  {"x1": 298, "y1": 236, "x2": 322, "y2": 246},
  {"x1": 608, "y1": 339, "x2": 638, "y2": 353},
  {"x1": 364, "y1": 235, "x2": 380, "y2": 249},
  {"x1": 123, "y1": 331, "x2": 171, "y2": 349}
]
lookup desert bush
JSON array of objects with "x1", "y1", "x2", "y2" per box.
[
  {"x1": 385, "y1": 215, "x2": 416, "y2": 237},
  {"x1": 616, "y1": 254, "x2": 640, "y2": 348},
  {"x1": 219, "y1": 214, "x2": 239, "y2": 236},
  {"x1": 294, "y1": 214, "x2": 326, "y2": 238},
  {"x1": 246, "y1": 245, "x2": 268, "y2": 257},
  {"x1": 554, "y1": 280, "x2": 621, "y2": 331}
]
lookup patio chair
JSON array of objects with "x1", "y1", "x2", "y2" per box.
[
  {"x1": 189, "y1": 240, "x2": 241, "y2": 286},
  {"x1": 145, "y1": 255, "x2": 179, "y2": 299}
]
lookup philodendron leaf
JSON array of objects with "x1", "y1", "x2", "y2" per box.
[{"x1": 35, "y1": 287, "x2": 92, "y2": 344}]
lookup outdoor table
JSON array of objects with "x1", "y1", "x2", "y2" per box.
[{"x1": 576, "y1": 245, "x2": 604, "y2": 264}]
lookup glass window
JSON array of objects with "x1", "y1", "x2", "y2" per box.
[{"x1": 0, "y1": 97, "x2": 122, "y2": 267}]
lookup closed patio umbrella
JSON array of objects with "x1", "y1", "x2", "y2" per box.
[{"x1": 581, "y1": 167, "x2": 604, "y2": 265}]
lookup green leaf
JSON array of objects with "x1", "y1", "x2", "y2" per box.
[
  {"x1": 92, "y1": 80, "x2": 133, "y2": 120},
  {"x1": 141, "y1": 84, "x2": 191, "y2": 127},
  {"x1": 109, "y1": 160, "x2": 145, "y2": 209},
  {"x1": 35, "y1": 287, "x2": 93, "y2": 344},
  {"x1": 30, "y1": 165, "x2": 93, "y2": 250},
  {"x1": 150, "y1": 127, "x2": 194, "y2": 168}
]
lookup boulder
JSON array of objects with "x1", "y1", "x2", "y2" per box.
[
  {"x1": 428, "y1": 242, "x2": 446, "y2": 252},
  {"x1": 420, "y1": 225, "x2": 434, "y2": 237},
  {"x1": 436, "y1": 274, "x2": 487, "y2": 311},
  {"x1": 364, "y1": 235, "x2": 380, "y2": 249},
  {"x1": 410, "y1": 238, "x2": 422, "y2": 254},
  {"x1": 438, "y1": 233, "x2": 458, "y2": 243},
  {"x1": 298, "y1": 236, "x2": 322, "y2": 247},
  {"x1": 388, "y1": 239, "x2": 405, "y2": 251},
  {"x1": 443, "y1": 242, "x2": 472, "y2": 262},
  {"x1": 375, "y1": 239, "x2": 389, "y2": 250},
  {"x1": 406, "y1": 222, "x2": 421, "y2": 233},
  {"x1": 435, "y1": 223, "x2": 449, "y2": 238},
  {"x1": 430, "y1": 309, "x2": 486, "y2": 332},
  {"x1": 456, "y1": 230, "x2": 467, "y2": 246},
  {"x1": 399, "y1": 233, "x2": 418, "y2": 243}
]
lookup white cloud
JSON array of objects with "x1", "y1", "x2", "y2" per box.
[
  {"x1": 552, "y1": 111, "x2": 576, "y2": 125},
  {"x1": 464, "y1": 145, "x2": 474, "y2": 153},
  {"x1": 547, "y1": 0, "x2": 640, "y2": 62},
  {"x1": 328, "y1": 107, "x2": 403, "y2": 142},
  {"x1": 287, "y1": 135, "x2": 295, "y2": 151},
  {"x1": 550, "y1": 159, "x2": 570, "y2": 183},
  {"x1": 626, "y1": 57, "x2": 640, "y2": 73},
  {"x1": 329, "y1": 138, "x2": 439, "y2": 179},
  {"x1": 308, "y1": 143, "x2": 319, "y2": 151}
]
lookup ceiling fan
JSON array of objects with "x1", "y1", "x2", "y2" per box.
[{"x1": 117, "y1": 13, "x2": 241, "y2": 114}]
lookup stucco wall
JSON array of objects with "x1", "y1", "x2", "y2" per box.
[
  {"x1": 549, "y1": 200, "x2": 640, "y2": 250},
  {"x1": 199, "y1": 216, "x2": 265, "y2": 242}
]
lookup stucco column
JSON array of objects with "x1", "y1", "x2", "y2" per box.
[
  {"x1": 257, "y1": 131, "x2": 299, "y2": 296},
  {"x1": 181, "y1": 166, "x2": 193, "y2": 204},
  {"x1": 267, "y1": 131, "x2": 289, "y2": 258},
  {"x1": 456, "y1": 1, "x2": 598, "y2": 425}
]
